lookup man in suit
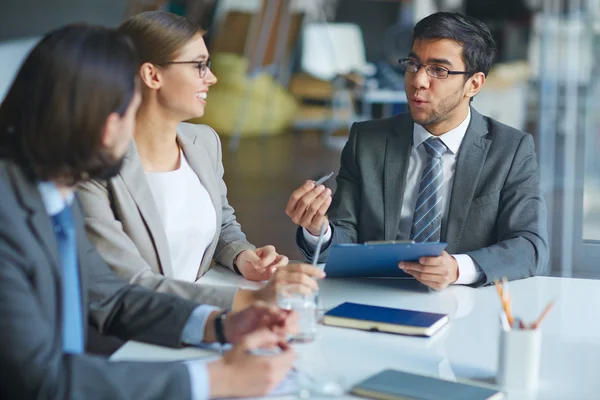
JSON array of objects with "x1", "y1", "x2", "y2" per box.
[
  {"x1": 0, "y1": 25, "x2": 296, "y2": 399},
  {"x1": 286, "y1": 12, "x2": 548, "y2": 289}
]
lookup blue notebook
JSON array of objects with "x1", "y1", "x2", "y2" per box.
[
  {"x1": 324, "y1": 242, "x2": 448, "y2": 278},
  {"x1": 352, "y1": 369, "x2": 504, "y2": 400},
  {"x1": 323, "y1": 302, "x2": 449, "y2": 337}
]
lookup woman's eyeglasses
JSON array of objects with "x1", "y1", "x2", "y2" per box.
[{"x1": 160, "y1": 59, "x2": 211, "y2": 78}]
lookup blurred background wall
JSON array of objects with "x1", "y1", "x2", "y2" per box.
[
  {"x1": 1, "y1": 0, "x2": 599, "y2": 279},
  {"x1": 0, "y1": 0, "x2": 128, "y2": 40}
]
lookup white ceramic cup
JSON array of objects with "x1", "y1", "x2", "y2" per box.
[{"x1": 497, "y1": 328, "x2": 542, "y2": 391}]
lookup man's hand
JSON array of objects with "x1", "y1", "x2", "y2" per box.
[
  {"x1": 204, "y1": 301, "x2": 298, "y2": 345},
  {"x1": 399, "y1": 251, "x2": 459, "y2": 290},
  {"x1": 253, "y1": 263, "x2": 325, "y2": 303},
  {"x1": 232, "y1": 263, "x2": 326, "y2": 310},
  {"x1": 286, "y1": 180, "x2": 332, "y2": 235},
  {"x1": 236, "y1": 246, "x2": 289, "y2": 281},
  {"x1": 207, "y1": 329, "x2": 297, "y2": 398}
]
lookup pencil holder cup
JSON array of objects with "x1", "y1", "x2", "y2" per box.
[{"x1": 497, "y1": 328, "x2": 541, "y2": 391}]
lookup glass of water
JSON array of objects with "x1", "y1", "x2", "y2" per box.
[{"x1": 277, "y1": 284, "x2": 318, "y2": 343}]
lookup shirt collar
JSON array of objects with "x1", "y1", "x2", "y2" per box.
[
  {"x1": 37, "y1": 181, "x2": 74, "y2": 217},
  {"x1": 412, "y1": 108, "x2": 471, "y2": 155}
]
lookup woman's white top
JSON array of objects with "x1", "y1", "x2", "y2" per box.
[{"x1": 145, "y1": 150, "x2": 217, "y2": 282}]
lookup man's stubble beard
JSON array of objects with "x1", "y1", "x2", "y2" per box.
[{"x1": 411, "y1": 87, "x2": 465, "y2": 128}]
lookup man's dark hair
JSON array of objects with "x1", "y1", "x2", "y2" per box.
[
  {"x1": 412, "y1": 12, "x2": 497, "y2": 77},
  {"x1": 0, "y1": 24, "x2": 138, "y2": 185}
]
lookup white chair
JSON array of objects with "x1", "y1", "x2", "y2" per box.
[
  {"x1": 300, "y1": 22, "x2": 369, "y2": 81},
  {"x1": 296, "y1": 22, "x2": 371, "y2": 150}
]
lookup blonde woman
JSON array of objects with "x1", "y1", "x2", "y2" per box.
[{"x1": 78, "y1": 11, "x2": 323, "y2": 310}]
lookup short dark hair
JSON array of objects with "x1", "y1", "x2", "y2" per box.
[
  {"x1": 0, "y1": 24, "x2": 138, "y2": 185},
  {"x1": 412, "y1": 12, "x2": 497, "y2": 77}
]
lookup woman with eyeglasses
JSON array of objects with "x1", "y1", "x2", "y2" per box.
[{"x1": 78, "y1": 11, "x2": 324, "y2": 310}]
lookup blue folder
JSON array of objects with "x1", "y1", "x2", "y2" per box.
[{"x1": 324, "y1": 242, "x2": 448, "y2": 278}]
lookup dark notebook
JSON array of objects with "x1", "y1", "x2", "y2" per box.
[
  {"x1": 352, "y1": 369, "x2": 505, "y2": 400},
  {"x1": 323, "y1": 302, "x2": 449, "y2": 337}
]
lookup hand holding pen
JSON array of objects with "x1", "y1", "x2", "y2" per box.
[{"x1": 285, "y1": 172, "x2": 334, "y2": 236}]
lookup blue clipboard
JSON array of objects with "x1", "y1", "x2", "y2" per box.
[{"x1": 324, "y1": 241, "x2": 448, "y2": 278}]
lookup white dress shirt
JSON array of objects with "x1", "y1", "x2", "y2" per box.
[
  {"x1": 304, "y1": 109, "x2": 483, "y2": 285},
  {"x1": 38, "y1": 182, "x2": 217, "y2": 400},
  {"x1": 146, "y1": 150, "x2": 217, "y2": 282}
]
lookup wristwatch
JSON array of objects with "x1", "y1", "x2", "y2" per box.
[{"x1": 214, "y1": 311, "x2": 228, "y2": 345}]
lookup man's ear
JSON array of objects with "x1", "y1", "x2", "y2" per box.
[
  {"x1": 101, "y1": 112, "x2": 121, "y2": 148},
  {"x1": 139, "y1": 62, "x2": 162, "y2": 90},
  {"x1": 465, "y1": 72, "x2": 485, "y2": 100}
]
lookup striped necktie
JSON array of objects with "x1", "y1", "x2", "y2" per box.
[{"x1": 410, "y1": 137, "x2": 447, "y2": 242}]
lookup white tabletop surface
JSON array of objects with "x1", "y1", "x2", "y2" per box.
[{"x1": 110, "y1": 267, "x2": 600, "y2": 399}]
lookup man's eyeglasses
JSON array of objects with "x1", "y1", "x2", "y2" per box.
[
  {"x1": 398, "y1": 58, "x2": 471, "y2": 79},
  {"x1": 160, "y1": 59, "x2": 211, "y2": 78}
]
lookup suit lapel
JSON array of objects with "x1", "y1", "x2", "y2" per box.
[
  {"x1": 177, "y1": 128, "x2": 221, "y2": 276},
  {"x1": 119, "y1": 142, "x2": 175, "y2": 277},
  {"x1": 7, "y1": 164, "x2": 62, "y2": 277},
  {"x1": 443, "y1": 108, "x2": 491, "y2": 252},
  {"x1": 384, "y1": 116, "x2": 414, "y2": 240}
]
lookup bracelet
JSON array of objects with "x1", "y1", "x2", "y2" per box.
[
  {"x1": 214, "y1": 311, "x2": 228, "y2": 345},
  {"x1": 232, "y1": 254, "x2": 242, "y2": 275}
]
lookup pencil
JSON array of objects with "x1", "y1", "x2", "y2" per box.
[{"x1": 531, "y1": 300, "x2": 555, "y2": 330}]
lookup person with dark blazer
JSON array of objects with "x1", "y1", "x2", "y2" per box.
[
  {"x1": 0, "y1": 25, "x2": 296, "y2": 399},
  {"x1": 286, "y1": 12, "x2": 548, "y2": 290}
]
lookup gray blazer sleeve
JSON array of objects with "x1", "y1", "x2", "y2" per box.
[
  {"x1": 0, "y1": 253, "x2": 193, "y2": 400},
  {"x1": 466, "y1": 134, "x2": 549, "y2": 284},
  {"x1": 296, "y1": 122, "x2": 361, "y2": 262},
  {"x1": 77, "y1": 180, "x2": 238, "y2": 309},
  {"x1": 0, "y1": 191, "x2": 193, "y2": 399},
  {"x1": 207, "y1": 127, "x2": 255, "y2": 270}
]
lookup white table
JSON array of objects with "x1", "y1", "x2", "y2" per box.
[{"x1": 111, "y1": 268, "x2": 600, "y2": 399}]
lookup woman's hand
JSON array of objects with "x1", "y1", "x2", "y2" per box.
[
  {"x1": 234, "y1": 263, "x2": 326, "y2": 309},
  {"x1": 235, "y1": 246, "x2": 289, "y2": 281}
]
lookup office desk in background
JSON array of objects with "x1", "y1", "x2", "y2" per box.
[
  {"x1": 111, "y1": 267, "x2": 600, "y2": 400},
  {"x1": 361, "y1": 89, "x2": 408, "y2": 120}
]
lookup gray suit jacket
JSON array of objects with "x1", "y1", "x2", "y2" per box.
[
  {"x1": 78, "y1": 123, "x2": 253, "y2": 309},
  {"x1": 0, "y1": 160, "x2": 199, "y2": 399},
  {"x1": 297, "y1": 108, "x2": 549, "y2": 286}
]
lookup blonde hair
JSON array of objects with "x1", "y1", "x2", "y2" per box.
[{"x1": 118, "y1": 11, "x2": 205, "y2": 65}]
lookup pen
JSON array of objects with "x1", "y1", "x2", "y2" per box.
[
  {"x1": 499, "y1": 312, "x2": 511, "y2": 332},
  {"x1": 312, "y1": 222, "x2": 328, "y2": 267},
  {"x1": 314, "y1": 172, "x2": 334, "y2": 186}
]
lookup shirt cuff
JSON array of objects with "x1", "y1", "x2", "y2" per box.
[
  {"x1": 181, "y1": 305, "x2": 221, "y2": 346},
  {"x1": 302, "y1": 224, "x2": 332, "y2": 248},
  {"x1": 185, "y1": 360, "x2": 210, "y2": 400},
  {"x1": 452, "y1": 254, "x2": 483, "y2": 285}
]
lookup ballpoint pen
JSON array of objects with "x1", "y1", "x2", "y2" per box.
[
  {"x1": 499, "y1": 312, "x2": 511, "y2": 332},
  {"x1": 314, "y1": 172, "x2": 334, "y2": 186},
  {"x1": 312, "y1": 222, "x2": 328, "y2": 267}
]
